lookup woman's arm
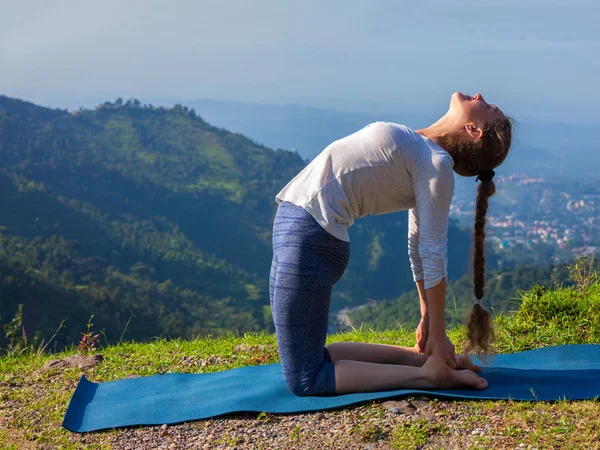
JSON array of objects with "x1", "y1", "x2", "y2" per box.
[
  {"x1": 414, "y1": 279, "x2": 429, "y2": 352},
  {"x1": 424, "y1": 277, "x2": 456, "y2": 368},
  {"x1": 410, "y1": 154, "x2": 456, "y2": 366},
  {"x1": 426, "y1": 278, "x2": 446, "y2": 338},
  {"x1": 415, "y1": 279, "x2": 456, "y2": 368},
  {"x1": 416, "y1": 279, "x2": 428, "y2": 317},
  {"x1": 410, "y1": 208, "x2": 432, "y2": 352},
  {"x1": 408, "y1": 208, "x2": 424, "y2": 285}
]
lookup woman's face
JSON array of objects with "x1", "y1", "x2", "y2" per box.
[{"x1": 450, "y1": 92, "x2": 505, "y2": 127}]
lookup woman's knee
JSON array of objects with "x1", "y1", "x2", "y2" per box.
[
  {"x1": 283, "y1": 364, "x2": 336, "y2": 397},
  {"x1": 284, "y1": 373, "x2": 318, "y2": 397},
  {"x1": 286, "y1": 380, "x2": 312, "y2": 397}
]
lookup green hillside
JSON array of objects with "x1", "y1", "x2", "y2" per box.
[
  {"x1": 348, "y1": 260, "x2": 600, "y2": 330},
  {"x1": 0, "y1": 96, "x2": 476, "y2": 351},
  {"x1": 349, "y1": 266, "x2": 580, "y2": 330},
  {"x1": 1, "y1": 265, "x2": 599, "y2": 449}
]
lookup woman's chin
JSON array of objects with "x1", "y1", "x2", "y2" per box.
[{"x1": 449, "y1": 92, "x2": 466, "y2": 112}]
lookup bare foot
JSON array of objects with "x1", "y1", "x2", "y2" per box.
[
  {"x1": 423, "y1": 356, "x2": 488, "y2": 390},
  {"x1": 455, "y1": 354, "x2": 482, "y2": 373}
]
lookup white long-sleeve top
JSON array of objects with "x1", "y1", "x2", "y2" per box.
[{"x1": 275, "y1": 122, "x2": 455, "y2": 290}]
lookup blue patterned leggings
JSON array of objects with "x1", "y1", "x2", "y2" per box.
[{"x1": 269, "y1": 201, "x2": 350, "y2": 396}]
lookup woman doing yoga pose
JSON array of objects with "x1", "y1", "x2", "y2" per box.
[{"x1": 269, "y1": 92, "x2": 513, "y2": 396}]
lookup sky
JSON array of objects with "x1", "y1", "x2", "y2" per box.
[{"x1": 1, "y1": 0, "x2": 599, "y2": 124}]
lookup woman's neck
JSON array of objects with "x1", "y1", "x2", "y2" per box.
[
  {"x1": 416, "y1": 114, "x2": 458, "y2": 152},
  {"x1": 415, "y1": 113, "x2": 457, "y2": 144}
]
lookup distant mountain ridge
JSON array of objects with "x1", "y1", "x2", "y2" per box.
[
  {"x1": 181, "y1": 98, "x2": 600, "y2": 178},
  {"x1": 0, "y1": 95, "x2": 475, "y2": 349}
]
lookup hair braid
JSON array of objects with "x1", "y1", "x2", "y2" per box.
[
  {"x1": 474, "y1": 179, "x2": 494, "y2": 299},
  {"x1": 438, "y1": 116, "x2": 514, "y2": 356},
  {"x1": 465, "y1": 179, "x2": 496, "y2": 355}
]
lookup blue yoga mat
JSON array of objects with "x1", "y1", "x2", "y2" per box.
[{"x1": 63, "y1": 344, "x2": 600, "y2": 432}]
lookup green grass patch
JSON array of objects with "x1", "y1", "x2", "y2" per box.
[
  {"x1": 392, "y1": 419, "x2": 447, "y2": 449},
  {"x1": 1, "y1": 277, "x2": 600, "y2": 448},
  {"x1": 495, "y1": 282, "x2": 600, "y2": 353}
]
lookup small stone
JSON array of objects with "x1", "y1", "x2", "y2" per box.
[
  {"x1": 411, "y1": 399, "x2": 430, "y2": 410},
  {"x1": 519, "y1": 444, "x2": 526, "y2": 448},
  {"x1": 161, "y1": 424, "x2": 168, "y2": 430},
  {"x1": 41, "y1": 359, "x2": 67, "y2": 371},
  {"x1": 64, "y1": 354, "x2": 104, "y2": 370},
  {"x1": 42, "y1": 354, "x2": 104, "y2": 371},
  {"x1": 382, "y1": 400, "x2": 417, "y2": 415}
]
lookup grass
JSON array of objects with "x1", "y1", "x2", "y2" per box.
[
  {"x1": 494, "y1": 283, "x2": 600, "y2": 353},
  {"x1": 1, "y1": 265, "x2": 600, "y2": 449},
  {"x1": 392, "y1": 419, "x2": 447, "y2": 449}
]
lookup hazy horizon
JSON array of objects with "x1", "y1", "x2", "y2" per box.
[{"x1": 2, "y1": 1, "x2": 599, "y2": 125}]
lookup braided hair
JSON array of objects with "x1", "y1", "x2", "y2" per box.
[{"x1": 440, "y1": 118, "x2": 514, "y2": 356}]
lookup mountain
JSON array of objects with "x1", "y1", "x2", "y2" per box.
[
  {"x1": 0, "y1": 96, "x2": 303, "y2": 349},
  {"x1": 182, "y1": 98, "x2": 600, "y2": 178},
  {"x1": 0, "y1": 95, "x2": 476, "y2": 350},
  {"x1": 175, "y1": 99, "x2": 427, "y2": 160}
]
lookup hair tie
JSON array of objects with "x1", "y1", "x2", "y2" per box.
[
  {"x1": 476, "y1": 169, "x2": 495, "y2": 183},
  {"x1": 474, "y1": 298, "x2": 482, "y2": 305}
]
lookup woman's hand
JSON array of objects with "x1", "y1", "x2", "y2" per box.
[
  {"x1": 414, "y1": 314, "x2": 429, "y2": 353},
  {"x1": 425, "y1": 333, "x2": 457, "y2": 369}
]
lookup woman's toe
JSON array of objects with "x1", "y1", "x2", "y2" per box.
[{"x1": 456, "y1": 369, "x2": 487, "y2": 389}]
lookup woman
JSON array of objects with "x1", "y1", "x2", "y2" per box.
[{"x1": 269, "y1": 92, "x2": 513, "y2": 396}]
